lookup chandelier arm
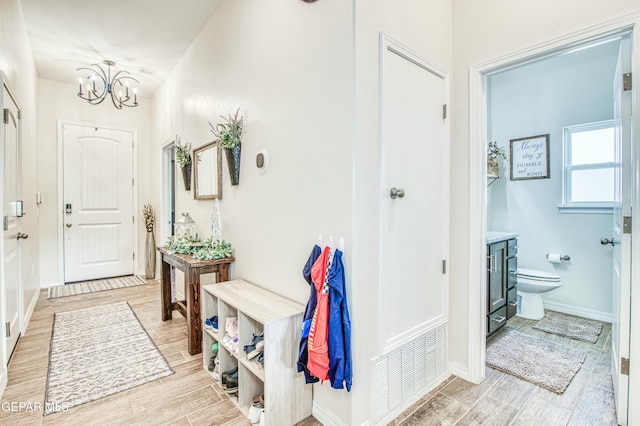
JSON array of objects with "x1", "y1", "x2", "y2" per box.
[{"x1": 76, "y1": 61, "x2": 139, "y2": 109}]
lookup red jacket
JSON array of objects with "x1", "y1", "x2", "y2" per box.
[{"x1": 307, "y1": 246, "x2": 330, "y2": 381}]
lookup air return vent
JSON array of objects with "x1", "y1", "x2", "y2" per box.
[{"x1": 373, "y1": 324, "x2": 447, "y2": 422}]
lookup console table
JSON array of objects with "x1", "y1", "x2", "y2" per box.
[{"x1": 157, "y1": 247, "x2": 235, "y2": 355}]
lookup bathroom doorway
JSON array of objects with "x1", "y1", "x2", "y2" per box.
[{"x1": 468, "y1": 20, "x2": 638, "y2": 425}]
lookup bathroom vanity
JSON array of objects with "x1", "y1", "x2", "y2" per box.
[{"x1": 486, "y1": 232, "x2": 518, "y2": 336}]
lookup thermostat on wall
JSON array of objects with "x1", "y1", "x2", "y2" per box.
[{"x1": 256, "y1": 149, "x2": 270, "y2": 174}]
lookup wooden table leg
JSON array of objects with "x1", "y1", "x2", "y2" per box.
[
  {"x1": 161, "y1": 255, "x2": 172, "y2": 321},
  {"x1": 185, "y1": 268, "x2": 203, "y2": 355},
  {"x1": 218, "y1": 263, "x2": 229, "y2": 282}
]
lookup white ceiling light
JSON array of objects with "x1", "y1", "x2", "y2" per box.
[{"x1": 77, "y1": 60, "x2": 139, "y2": 109}]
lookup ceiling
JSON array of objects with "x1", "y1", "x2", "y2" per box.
[{"x1": 20, "y1": 0, "x2": 223, "y2": 99}]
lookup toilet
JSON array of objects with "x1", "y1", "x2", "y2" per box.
[{"x1": 516, "y1": 268, "x2": 562, "y2": 320}]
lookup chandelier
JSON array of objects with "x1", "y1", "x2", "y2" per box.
[{"x1": 76, "y1": 60, "x2": 139, "y2": 109}]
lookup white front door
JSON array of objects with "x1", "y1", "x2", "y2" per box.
[
  {"x1": 3, "y1": 79, "x2": 22, "y2": 361},
  {"x1": 379, "y1": 35, "x2": 449, "y2": 352},
  {"x1": 611, "y1": 36, "x2": 632, "y2": 425},
  {"x1": 63, "y1": 124, "x2": 135, "y2": 283}
]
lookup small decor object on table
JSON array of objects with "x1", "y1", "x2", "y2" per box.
[
  {"x1": 487, "y1": 141, "x2": 506, "y2": 177},
  {"x1": 176, "y1": 136, "x2": 192, "y2": 190},
  {"x1": 210, "y1": 108, "x2": 243, "y2": 185},
  {"x1": 175, "y1": 212, "x2": 197, "y2": 239},
  {"x1": 143, "y1": 202, "x2": 156, "y2": 279}
]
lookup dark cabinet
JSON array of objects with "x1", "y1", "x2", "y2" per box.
[{"x1": 486, "y1": 238, "x2": 517, "y2": 336}]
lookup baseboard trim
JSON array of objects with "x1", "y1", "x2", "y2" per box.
[
  {"x1": 40, "y1": 281, "x2": 61, "y2": 289},
  {"x1": 0, "y1": 368, "x2": 7, "y2": 399},
  {"x1": 312, "y1": 400, "x2": 348, "y2": 426},
  {"x1": 22, "y1": 289, "x2": 39, "y2": 335},
  {"x1": 449, "y1": 361, "x2": 472, "y2": 382},
  {"x1": 543, "y1": 300, "x2": 612, "y2": 323}
]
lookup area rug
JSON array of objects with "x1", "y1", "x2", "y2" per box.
[
  {"x1": 486, "y1": 330, "x2": 586, "y2": 394},
  {"x1": 47, "y1": 275, "x2": 147, "y2": 299},
  {"x1": 44, "y1": 302, "x2": 173, "y2": 415},
  {"x1": 533, "y1": 310, "x2": 603, "y2": 343}
]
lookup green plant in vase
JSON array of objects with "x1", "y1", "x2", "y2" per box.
[{"x1": 210, "y1": 109, "x2": 243, "y2": 185}]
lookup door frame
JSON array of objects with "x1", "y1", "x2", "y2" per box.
[
  {"x1": 56, "y1": 120, "x2": 138, "y2": 285},
  {"x1": 467, "y1": 13, "x2": 640, "y2": 423},
  {"x1": 161, "y1": 139, "x2": 176, "y2": 244}
]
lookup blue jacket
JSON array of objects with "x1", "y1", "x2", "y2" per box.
[
  {"x1": 327, "y1": 249, "x2": 352, "y2": 391},
  {"x1": 297, "y1": 245, "x2": 321, "y2": 384}
]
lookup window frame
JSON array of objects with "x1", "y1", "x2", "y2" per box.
[{"x1": 560, "y1": 120, "x2": 615, "y2": 214}]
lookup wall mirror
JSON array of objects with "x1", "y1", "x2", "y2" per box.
[{"x1": 193, "y1": 141, "x2": 222, "y2": 200}]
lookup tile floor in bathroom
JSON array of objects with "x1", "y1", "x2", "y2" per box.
[{"x1": 388, "y1": 314, "x2": 616, "y2": 426}]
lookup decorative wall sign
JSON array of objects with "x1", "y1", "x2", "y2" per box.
[{"x1": 509, "y1": 134, "x2": 550, "y2": 180}]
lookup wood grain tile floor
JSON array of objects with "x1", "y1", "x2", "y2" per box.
[
  {"x1": 0, "y1": 283, "x2": 616, "y2": 426},
  {"x1": 392, "y1": 314, "x2": 617, "y2": 426},
  {"x1": 0, "y1": 280, "x2": 320, "y2": 426}
]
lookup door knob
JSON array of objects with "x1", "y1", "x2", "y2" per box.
[
  {"x1": 600, "y1": 238, "x2": 615, "y2": 246},
  {"x1": 16, "y1": 232, "x2": 28, "y2": 240},
  {"x1": 390, "y1": 187, "x2": 405, "y2": 199},
  {"x1": 66, "y1": 223, "x2": 72, "y2": 228}
]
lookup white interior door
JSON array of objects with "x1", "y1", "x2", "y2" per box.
[
  {"x1": 3, "y1": 80, "x2": 22, "y2": 361},
  {"x1": 611, "y1": 36, "x2": 631, "y2": 425},
  {"x1": 63, "y1": 124, "x2": 134, "y2": 283},
  {"x1": 379, "y1": 36, "x2": 449, "y2": 352}
]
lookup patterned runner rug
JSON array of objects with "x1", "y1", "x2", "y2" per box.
[
  {"x1": 47, "y1": 275, "x2": 147, "y2": 299},
  {"x1": 533, "y1": 310, "x2": 603, "y2": 343},
  {"x1": 44, "y1": 302, "x2": 173, "y2": 415},
  {"x1": 486, "y1": 330, "x2": 586, "y2": 394}
]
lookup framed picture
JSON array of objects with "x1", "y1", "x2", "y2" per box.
[{"x1": 509, "y1": 134, "x2": 550, "y2": 180}]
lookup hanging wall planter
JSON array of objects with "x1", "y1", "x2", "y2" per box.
[
  {"x1": 181, "y1": 160, "x2": 192, "y2": 191},
  {"x1": 224, "y1": 144, "x2": 241, "y2": 186},
  {"x1": 175, "y1": 136, "x2": 192, "y2": 191},
  {"x1": 210, "y1": 108, "x2": 244, "y2": 186}
]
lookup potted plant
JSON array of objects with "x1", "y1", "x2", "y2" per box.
[
  {"x1": 210, "y1": 109, "x2": 243, "y2": 185},
  {"x1": 487, "y1": 141, "x2": 506, "y2": 177},
  {"x1": 142, "y1": 203, "x2": 155, "y2": 279},
  {"x1": 176, "y1": 136, "x2": 192, "y2": 190}
]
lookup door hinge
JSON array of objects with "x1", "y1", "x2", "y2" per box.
[
  {"x1": 442, "y1": 259, "x2": 447, "y2": 274},
  {"x1": 3, "y1": 216, "x2": 7, "y2": 231},
  {"x1": 133, "y1": 215, "x2": 135, "y2": 223},
  {"x1": 17, "y1": 110, "x2": 21, "y2": 120},
  {"x1": 442, "y1": 104, "x2": 447, "y2": 119},
  {"x1": 623, "y1": 216, "x2": 632, "y2": 234},
  {"x1": 623, "y1": 73, "x2": 632, "y2": 91},
  {"x1": 132, "y1": 178, "x2": 135, "y2": 186},
  {"x1": 3, "y1": 108, "x2": 8, "y2": 124},
  {"x1": 133, "y1": 252, "x2": 136, "y2": 260},
  {"x1": 621, "y1": 357, "x2": 630, "y2": 375},
  {"x1": 5, "y1": 322, "x2": 10, "y2": 338}
]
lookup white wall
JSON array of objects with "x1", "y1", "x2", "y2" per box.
[
  {"x1": 37, "y1": 78, "x2": 151, "y2": 286},
  {"x1": 352, "y1": 1, "x2": 452, "y2": 424},
  {"x1": 0, "y1": 0, "x2": 40, "y2": 334},
  {"x1": 149, "y1": 0, "x2": 354, "y2": 423},
  {"x1": 450, "y1": 0, "x2": 640, "y2": 368},
  {"x1": 487, "y1": 41, "x2": 619, "y2": 318}
]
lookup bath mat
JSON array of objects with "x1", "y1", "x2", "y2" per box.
[
  {"x1": 44, "y1": 301, "x2": 173, "y2": 415},
  {"x1": 533, "y1": 311, "x2": 603, "y2": 343},
  {"x1": 47, "y1": 275, "x2": 147, "y2": 299},
  {"x1": 486, "y1": 330, "x2": 586, "y2": 394}
]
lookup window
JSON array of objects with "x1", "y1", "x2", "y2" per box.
[{"x1": 561, "y1": 120, "x2": 615, "y2": 213}]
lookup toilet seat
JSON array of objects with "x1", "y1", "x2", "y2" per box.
[{"x1": 517, "y1": 268, "x2": 560, "y2": 282}]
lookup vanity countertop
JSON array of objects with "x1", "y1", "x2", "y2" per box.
[{"x1": 487, "y1": 231, "x2": 519, "y2": 244}]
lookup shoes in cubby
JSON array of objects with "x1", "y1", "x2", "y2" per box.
[
  {"x1": 244, "y1": 333, "x2": 264, "y2": 360},
  {"x1": 221, "y1": 367, "x2": 238, "y2": 388},
  {"x1": 205, "y1": 315, "x2": 218, "y2": 332},
  {"x1": 252, "y1": 393, "x2": 265, "y2": 407},
  {"x1": 248, "y1": 402, "x2": 264, "y2": 424},
  {"x1": 207, "y1": 355, "x2": 216, "y2": 372},
  {"x1": 212, "y1": 359, "x2": 221, "y2": 381},
  {"x1": 224, "y1": 372, "x2": 239, "y2": 394},
  {"x1": 224, "y1": 317, "x2": 238, "y2": 337}
]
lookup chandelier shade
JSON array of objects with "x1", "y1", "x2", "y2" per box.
[{"x1": 77, "y1": 60, "x2": 139, "y2": 109}]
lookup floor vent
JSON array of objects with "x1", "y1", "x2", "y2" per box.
[{"x1": 373, "y1": 324, "x2": 447, "y2": 422}]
